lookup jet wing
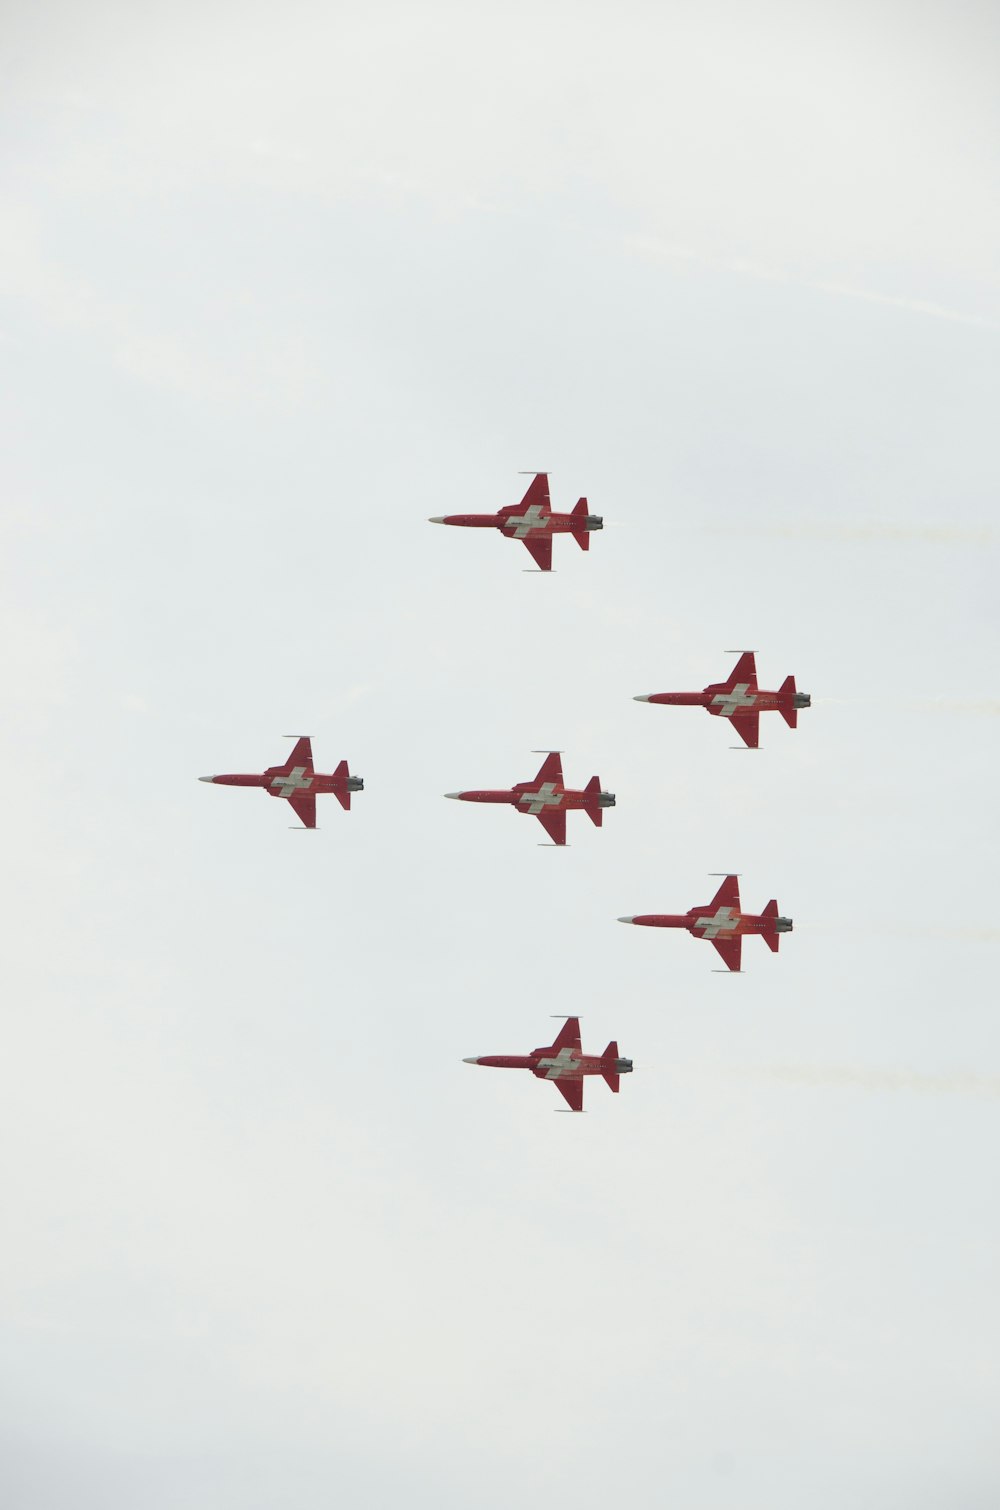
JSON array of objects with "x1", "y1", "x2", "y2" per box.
[
  {"x1": 730, "y1": 710, "x2": 760, "y2": 748},
  {"x1": 725, "y1": 652, "x2": 757, "y2": 689},
  {"x1": 548, "y1": 1017, "x2": 582, "y2": 1054},
  {"x1": 522, "y1": 534, "x2": 552, "y2": 572},
  {"x1": 536, "y1": 808, "x2": 567, "y2": 846},
  {"x1": 515, "y1": 472, "x2": 551, "y2": 513},
  {"x1": 532, "y1": 752, "x2": 563, "y2": 785},
  {"x1": 287, "y1": 792, "x2": 317, "y2": 828},
  {"x1": 711, "y1": 935, "x2": 742, "y2": 972},
  {"x1": 708, "y1": 875, "x2": 741, "y2": 912},
  {"x1": 553, "y1": 1077, "x2": 584, "y2": 1112},
  {"x1": 283, "y1": 736, "x2": 314, "y2": 773}
]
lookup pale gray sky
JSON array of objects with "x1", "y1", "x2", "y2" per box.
[{"x1": 2, "y1": 3, "x2": 999, "y2": 1506}]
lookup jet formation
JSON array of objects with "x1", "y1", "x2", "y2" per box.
[
  {"x1": 199, "y1": 736, "x2": 363, "y2": 829},
  {"x1": 197, "y1": 475, "x2": 809, "y2": 1111},
  {"x1": 619, "y1": 873, "x2": 792, "y2": 973},
  {"x1": 634, "y1": 651, "x2": 810, "y2": 748},
  {"x1": 445, "y1": 750, "x2": 615, "y2": 846},
  {"x1": 429, "y1": 471, "x2": 603, "y2": 572},
  {"x1": 464, "y1": 1016, "x2": 632, "y2": 1112}
]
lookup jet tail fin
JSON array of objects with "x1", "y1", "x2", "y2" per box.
[
  {"x1": 332, "y1": 760, "x2": 352, "y2": 810},
  {"x1": 583, "y1": 773, "x2": 603, "y2": 826},
  {"x1": 778, "y1": 676, "x2": 798, "y2": 727},
  {"x1": 761, "y1": 899, "x2": 781, "y2": 951},
  {"x1": 571, "y1": 496, "x2": 590, "y2": 551},
  {"x1": 601, "y1": 1041, "x2": 621, "y2": 1092}
]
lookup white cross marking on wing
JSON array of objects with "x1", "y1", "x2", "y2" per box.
[
  {"x1": 505, "y1": 503, "x2": 548, "y2": 538},
  {"x1": 536, "y1": 1046, "x2": 580, "y2": 1079},
  {"x1": 694, "y1": 906, "x2": 740, "y2": 939},
  {"x1": 711, "y1": 683, "x2": 757, "y2": 717},
  {"x1": 271, "y1": 766, "x2": 313, "y2": 798},
  {"x1": 518, "y1": 782, "x2": 562, "y2": 814}
]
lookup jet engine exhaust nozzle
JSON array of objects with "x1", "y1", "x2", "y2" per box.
[
  {"x1": 598, "y1": 791, "x2": 616, "y2": 808},
  {"x1": 347, "y1": 776, "x2": 365, "y2": 791},
  {"x1": 793, "y1": 693, "x2": 811, "y2": 709},
  {"x1": 774, "y1": 917, "x2": 793, "y2": 933},
  {"x1": 615, "y1": 1058, "x2": 634, "y2": 1074},
  {"x1": 584, "y1": 515, "x2": 604, "y2": 531}
]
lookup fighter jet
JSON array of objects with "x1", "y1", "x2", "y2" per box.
[
  {"x1": 429, "y1": 472, "x2": 602, "y2": 571},
  {"x1": 464, "y1": 1016, "x2": 632, "y2": 1112},
  {"x1": 618, "y1": 874, "x2": 792, "y2": 972},
  {"x1": 633, "y1": 651, "x2": 810, "y2": 748},
  {"x1": 198, "y1": 736, "x2": 362, "y2": 829},
  {"x1": 445, "y1": 751, "x2": 614, "y2": 846}
]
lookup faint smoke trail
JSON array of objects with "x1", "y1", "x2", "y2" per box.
[
  {"x1": 624, "y1": 237, "x2": 1000, "y2": 333},
  {"x1": 761, "y1": 1066, "x2": 1000, "y2": 1100},
  {"x1": 909, "y1": 699, "x2": 1000, "y2": 716},
  {"x1": 806, "y1": 924, "x2": 1000, "y2": 942},
  {"x1": 706, "y1": 524, "x2": 993, "y2": 545},
  {"x1": 812, "y1": 698, "x2": 1000, "y2": 716}
]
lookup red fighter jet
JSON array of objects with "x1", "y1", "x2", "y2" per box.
[
  {"x1": 199, "y1": 736, "x2": 363, "y2": 829},
  {"x1": 464, "y1": 1016, "x2": 633, "y2": 1112},
  {"x1": 429, "y1": 472, "x2": 602, "y2": 571},
  {"x1": 633, "y1": 651, "x2": 810, "y2": 748},
  {"x1": 618, "y1": 874, "x2": 792, "y2": 972},
  {"x1": 445, "y1": 751, "x2": 614, "y2": 846}
]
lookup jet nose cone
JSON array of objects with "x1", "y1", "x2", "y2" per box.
[
  {"x1": 428, "y1": 516, "x2": 447, "y2": 524},
  {"x1": 632, "y1": 695, "x2": 652, "y2": 703},
  {"x1": 462, "y1": 1057, "x2": 480, "y2": 1065},
  {"x1": 444, "y1": 792, "x2": 464, "y2": 800},
  {"x1": 198, "y1": 775, "x2": 217, "y2": 783},
  {"x1": 617, "y1": 916, "x2": 635, "y2": 924}
]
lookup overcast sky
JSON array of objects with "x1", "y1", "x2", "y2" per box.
[{"x1": 2, "y1": 3, "x2": 999, "y2": 1506}]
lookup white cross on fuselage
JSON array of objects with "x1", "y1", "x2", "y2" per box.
[
  {"x1": 504, "y1": 504, "x2": 548, "y2": 538},
  {"x1": 536, "y1": 1047, "x2": 579, "y2": 1079},
  {"x1": 271, "y1": 766, "x2": 313, "y2": 799},
  {"x1": 518, "y1": 782, "x2": 563, "y2": 814},
  {"x1": 694, "y1": 905, "x2": 740, "y2": 939},
  {"x1": 711, "y1": 683, "x2": 757, "y2": 717}
]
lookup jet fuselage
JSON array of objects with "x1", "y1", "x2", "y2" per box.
[
  {"x1": 201, "y1": 769, "x2": 364, "y2": 799},
  {"x1": 639, "y1": 687, "x2": 811, "y2": 715},
  {"x1": 447, "y1": 786, "x2": 615, "y2": 812},
  {"x1": 623, "y1": 909, "x2": 793, "y2": 937},
  {"x1": 431, "y1": 511, "x2": 603, "y2": 535}
]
